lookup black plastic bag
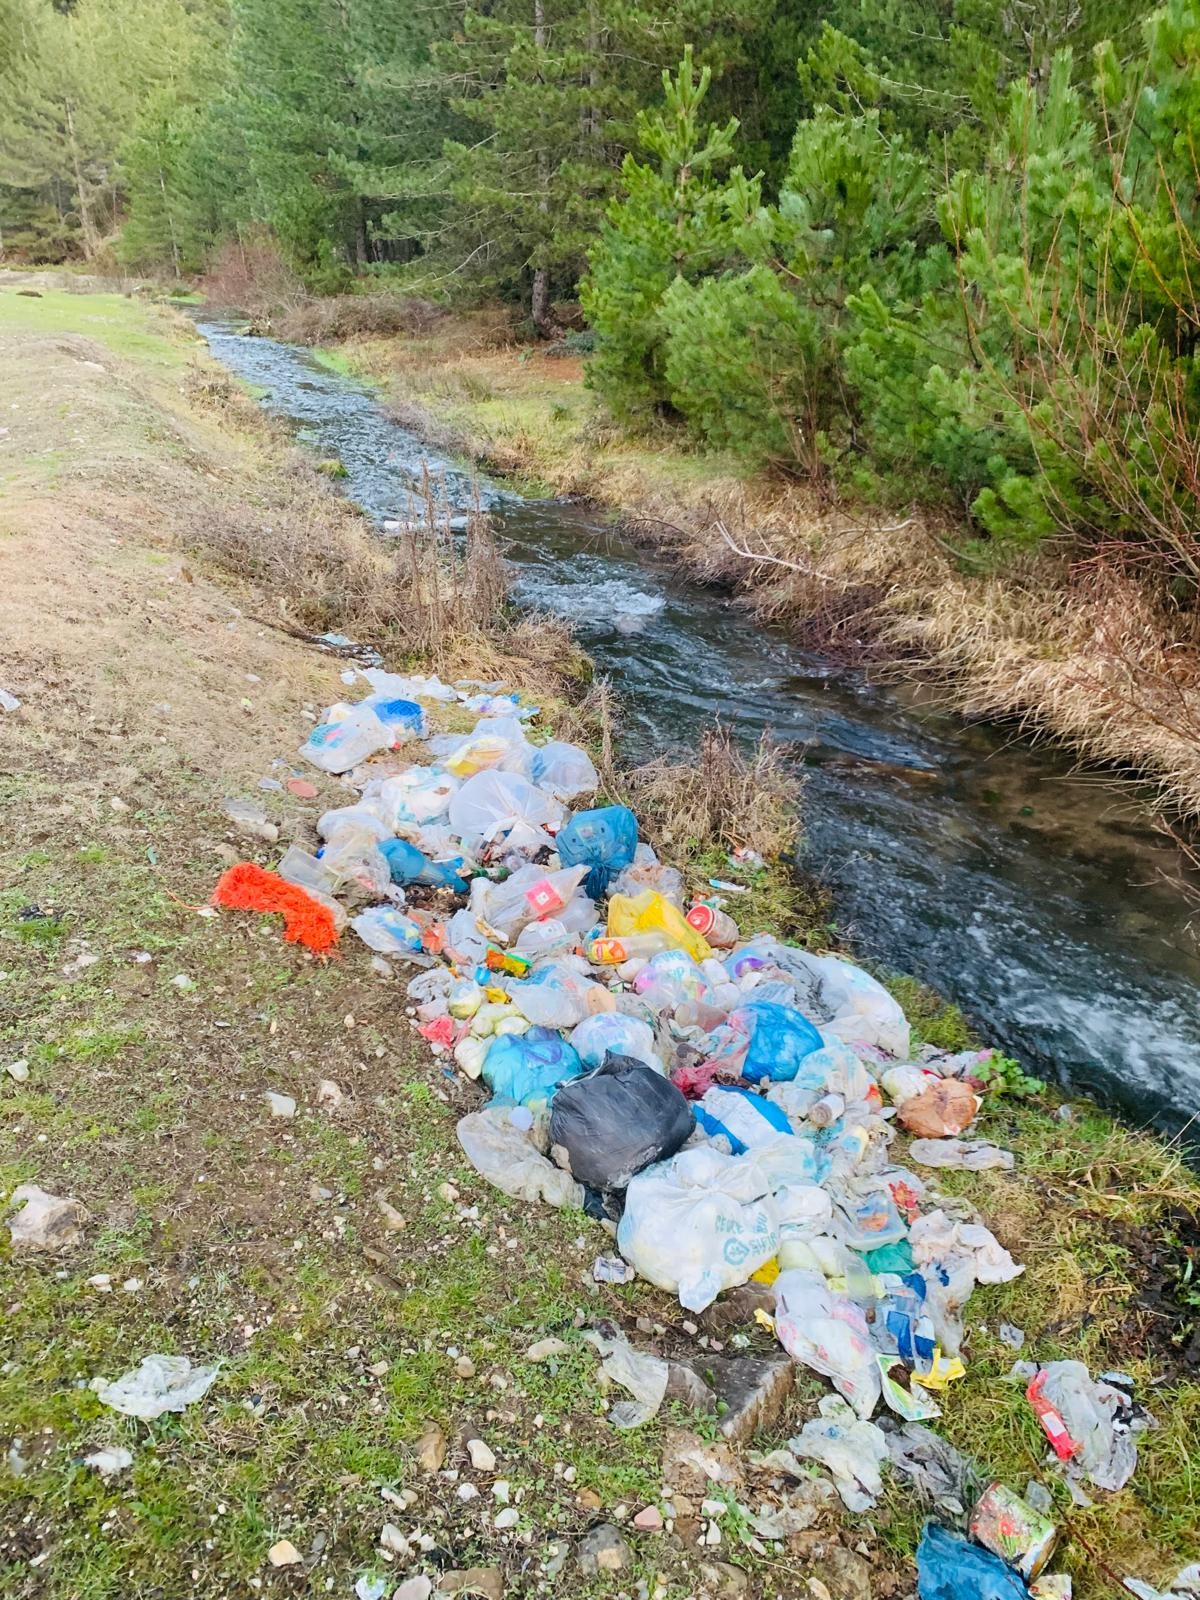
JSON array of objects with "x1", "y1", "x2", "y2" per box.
[{"x1": 549, "y1": 1052, "x2": 695, "y2": 1191}]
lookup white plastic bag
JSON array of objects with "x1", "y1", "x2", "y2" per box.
[
  {"x1": 569, "y1": 1012, "x2": 662, "y2": 1072},
  {"x1": 91, "y1": 1354, "x2": 219, "y2": 1419},
  {"x1": 360, "y1": 667, "x2": 457, "y2": 702},
  {"x1": 909, "y1": 1208, "x2": 1024, "y2": 1284},
  {"x1": 457, "y1": 1106, "x2": 583, "y2": 1210},
  {"x1": 507, "y1": 960, "x2": 600, "y2": 1029},
  {"x1": 616, "y1": 1145, "x2": 779, "y2": 1312},
  {"x1": 788, "y1": 1394, "x2": 889, "y2": 1510},
  {"x1": 531, "y1": 740, "x2": 599, "y2": 801},
  {"x1": 372, "y1": 768, "x2": 460, "y2": 828},
  {"x1": 789, "y1": 951, "x2": 911, "y2": 1057},
  {"x1": 773, "y1": 1268, "x2": 881, "y2": 1418},
  {"x1": 448, "y1": 769, "x2": 565, "y2": 852},
  {"x1": 470, "y1": 865, "x2": 588, "y2": 941}
]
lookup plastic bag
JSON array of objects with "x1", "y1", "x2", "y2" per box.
[
  {"x1": 457, "y1": 1105, "x2": 583, "y2": 1209},
  {"x1": 610, "y1": 845, "x2": 685, "y2": 907},
  {"x1": 362, "y1": 694, "x2": 424, "y2": 738},
  {"x1": 908, "y1": 1139, "x2": 1015, "y2": 1172},
  {"x1": 448, "y1": 769, "x2": 564, "y2": 852},
  {"x1": 632, "y1": 949, "x2": 713, "y2": 1010},
  {"x1": 531, "y1": 741, "x2": 599, "y2": 801},
  {"x1": 482, "y1": 1026, "x2": 583, "y2": 1109},
  {"x1": 351, "y1": 905, "x2": 425, "y2": 957},
  {"x1": 788, "y1": 1394, "x2": 889, "y2": 1510},
  {"x1": 507, "y1": 961, "x2": 599, "y2": 1029},
  {"x1": 1033, "y1": 1361, "x2": 1142, "y2": 1491},
  {"x1": 780, "y1": 949, "x2": 911, "y2": 1057},
  {"x1": 828, "y1": 1177, "x2": 908, "y2": 1252},
  {"x1": 774, "y1": 1268, "x2": 881, "y2": 1418},
  {"x1": 609, "y1": 890, "x2": 711, "y2": 963},
  {"x1": 616, "y1": 1144, "x2": 779, "y2": 1311},
  {"x1": 557, "y1": 805, "x2": 638, "y2": 898},
  {"x1": 915, "y1": 1522, "x2": 1033, "y2": 1600},
  {"x1": 570, "y1": 1012, "x2": 661, "y2": 1072},
  {"x1": 361, "y1": 667, "x2": 457, "y2": 703},
  {"x1": 899, "y1": 1079, "x2": 980, "y2": 1138},
  {"x1": 471, "y1": 865, "x2": 589, "y2": 941},
  {"x1": 717, "y1": 1001, "x2": 824, "y2": 1085},
  {"x1": 91, "y1": 1354, "x2": 219, "y2": 1420},
  {"x1": 694, "y1": 1086, "x2": 794, "y2": 1153},
  {"x1": 909, "y1": 1209, "x2": 1024, "y2": 1285},
  {"x1": 374, "y1": 768, "x2": 459, "y2": 828},
  {"x1": 301, "y1": 703, "x2": 391, "y2": 774},
  {"x1": 549, "y1": 1055, "x2": 694, "y2": 1190},
  {"x1": 583, "y1": 1329, "x2": 669, "y2": 1429}
]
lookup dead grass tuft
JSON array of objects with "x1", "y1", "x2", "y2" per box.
[
  {"x1": 621, "y1": 723, "x2": 802, "y2": 862},
  {"x1": 275, "y1": 294, "x2": 448, "y2": 345}
]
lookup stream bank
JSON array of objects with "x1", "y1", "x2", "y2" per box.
[{"x1": 195, "y1": 317, "x2": 1200, "y2": 1147}]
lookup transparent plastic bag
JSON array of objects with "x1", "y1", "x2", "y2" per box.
[
  {"x1": 774, "y1": 1269, "x2": 881, "y2": 1419},
  {"x1": 457, "y1": 1105, "x2": 583, "y2": 1209},
  {"x1": 507, "y1": 961, "x2": 599, "y2": 1029},
  {"x1": 351, "y1": 905, "x2": 425, "y2": 956},
  {"x1": 448, "y1": 769, "x2": 564, "y2": 851},
  {"x1": 471, "y1": 865, "x2": 588, "y2": 941},
  {"x1": 569, "y1": 1011, "x2": 662, "y2": 1072},
  {"x1": 300, "y1": 703, "x2": 391, "y2": 774},
  {"x1": 694, "y1": 1086, "x2": 794, "y2": 1153},
  {"x1": 788, "y1": 1394, "x2": 889, "y2": 1509},
  {"x1": 632, "y1": 948, "x2": 713, "y2": 1011},
  {"x1": 608, "y1": 890, "x2": 711, "y2": 963},
  {"x1": 531, "y1": 741, "x2": 599, "y2": 801}
]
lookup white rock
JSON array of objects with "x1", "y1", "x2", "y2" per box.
[
  {"x1": 264, "y1": 1092, "x2": 297, "y2": 1119},
  {"x1": 494, "y1": 1507, "x2": 519, "y2": 1530},
  {"x1": 467, "y1": 1438, "x2": 496, "y2": 1472},
  {"x1": 5, "y1": 1059, "x2": 29, "y2": 1082},
  {"x1": 267, "y1": 1539, "x2": 302, "y2": 1567},
  {"x1": 456, "y1": 1482, "x2": 479, "y2": 1501},
  {"x1": 392, "y1": 1579, "x2": 433, "y2": 1600},
  {"x1": 379, "y1": 1524, "x2": 410, "y2": 1557},
  {"x1": 525, "y1": 1337, "x2": 569, "y2": 1363},
  {"x1": 8, "y1": 1185, "x2": 86, "y2": 1253},
  {"x1": 316, "y1": 1078, "x2": 344, "y2": 1109}
]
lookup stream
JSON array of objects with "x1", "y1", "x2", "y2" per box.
[{"x1": 196, "y1": 320, "x2": 1200, "y2": 1141}]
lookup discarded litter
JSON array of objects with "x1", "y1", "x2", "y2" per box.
[
  {"x1": 916, "y1": 1520, "x2": 1033, "y2": 1600},
  {"x1": 212, "y1": 862, "x2": 340, "y2": 953},
  {"x1": 91, "y1": 1354, "x2": 219, "y2": 1419},
  {"x1": 83, "y1": 1446, "x2": 134, "y2": 1479},
  {"x1": 969, "y1": 1480, "x2": 1058, "y2": 1581},
  {"x1": 549, "y1": 1054, "x2": 694, "y2": 1190}
]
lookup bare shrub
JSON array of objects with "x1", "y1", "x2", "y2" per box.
[
  {"x1": 621, "y1": 722, "x2": 802, "y2": 861},
  {"x1": 198, "y1": 232, "x2": 307, "y2": 318},
  {"x1": 275, "y1": 295, "x2": 448, "y2": 345}
]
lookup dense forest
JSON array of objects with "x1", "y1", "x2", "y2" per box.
[{"x1": 2, "y1": 0, "x2": 1198, "y2": 573}]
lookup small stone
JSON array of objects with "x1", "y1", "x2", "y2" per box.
[
  {"x1": 380, "y1": 1524, "x2": 410, "y2": 1557},
  {"x1": 493, "y1": 1507, "x2": 519, "y2": 1530},
  {"x1": 633, "y1": 1505, "x2": 663, "y2": 1532},
  {"x1": 377, "y1": 1192, "x2": 405, "y2": 1231},
  {"x1": 466, "y1": 1438, "x2": 495, "y2": 1472},
  {"x1": 437, "y1": 1569, "x2": 503, "y2": 1600},
  {"x1": 525, "y1": 1337, "x2": 568, "y2": 1363},
  {"x1": 415, "y1": 1426, "x2": 447, "y2": 1473},
  {"x1": 369, "y1": 1360, "x2": 389, "y2": 1377},
  {"x1": 393, "y1": 1579, "x2": 433, "y2": 1600},
  {"x1": 492, "y1": 1480, "x2": 510, "y2": 1502},
  {"x1": 455, "y1": 1355, "x2": 476, "y2": 1379},
  {"x1": 438, "y1": 1182, "x2": 460, "y2": 1203},
  {"x1": 87, "y1": 1274, "x2": 112, "y2": 1292},
  {"x1": 309, "y1": 1182, "x2": 334, "y2": 1202},
  {"x1": 264, "y1": 1091, "x2": 296, "y2": 1119},
  {"x1": 267, "y1": 1539, "x2": 302, "y2": 1567},
  {"x1": 576, "y1": 1488, "x2": 602, "y2": 1512},
  {"x1": 5, "y1": 1059, "x2": 29, "y2": 1082},
  {"x1": 222, "y1": 798, "x2": 279, "y2": 844},
  {"x1": 171, "y1": 973, "x2": 195, "y2": 991},
  {"x1": 317, "y1": 1078, "x2": 344, "y2": 1110},
  {"x1": 8, "y1": 1185, "x2": 86, "y2": 1253},
  {"x1": 820, "y1": 1546, "x2": 873, "y2": 1600},
  {"x1": 456, "y1": 1483, "x2": 479, "y2": 1502},
  {"x1": 699, "y1": 1562, "x2": 749, "y2": 1598},
  {"x1": 576, "y1": 1523, "x2": 632, "y2": 1575},
  {"x1": 122, "y1": 1278, "x2": 142, "y2": 1293}
]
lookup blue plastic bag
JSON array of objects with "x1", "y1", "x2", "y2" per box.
[
  {"x1": 730, "y1": 1001, "x2": 823, "y2": 1085},
  {"x1": 378, "y1": 837, "x2": 468, "y2": 894},
  {"x1": 693, "y1": 1086, "x2": 793, "y2": 1153},
  {"x1": 916, "y1": 1522, "x2": 1032, "y2": 1600},
  {"x1": 364, "y1": 696, "x2": 425, "y2": 737},
  {"x1": 482, "y1": 1027, "x2": 583, "y2": 1109},
  {"x1": 556, "y1": 805, "x2": 638, "y2": 899}
]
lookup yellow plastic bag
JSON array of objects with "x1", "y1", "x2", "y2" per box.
[
  {"x1": 751, "y1": 1257, "x2": 781, "y2": 1287},
  {"x1": 607, "y1": 890, "x2": 712, "y2": 964}
]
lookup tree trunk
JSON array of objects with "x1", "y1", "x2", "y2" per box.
[
  {"x1": 65, "y1": 99, "x2": 98, "y2": 258},
  {"x1": 159, "y1": 167, "x2": 181, "y2": 278},
  {"x1": 530, "y1": 0, "x2": 555, "y2": 338}
]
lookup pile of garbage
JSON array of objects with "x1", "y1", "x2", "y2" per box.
[{"x1": 212, "y1": 673, "x2": 1166, "y2": 1600}]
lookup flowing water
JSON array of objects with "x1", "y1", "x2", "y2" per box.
[{"x1": 196, "y1": 320, "x2": 1200, "y2": 1139}]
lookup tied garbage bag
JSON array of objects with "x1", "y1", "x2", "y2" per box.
[
  {"x1": 899, "y1": 1079, "x2": 981, "y2": 1138},
  {"x1": 616, "y1": 1144, "x2": 779, "y2": 1312},
  {"x1": 482, "y1": 1026, "x2": 583, "y2": 1109},
  {"x1": 362, "y1": 695, "x2": 424, "y2": 738},
  {"x1": 549, "y1": 1054, "x2": 695, "y2": 1190},
  {"x1": 301, "y1": 703, "x2": 392, "y2": 774},
  {"x1": 694, "y1": 1086, "x2": 794, "y2": 1153},
  {"x1": 916, "y1": 1521, "x2": 1033, "y2": 1600},
  {"x1": 379, "y1": 837, "x2": 468, "y2": 895},
  {"x1": 471, "y1": 865, "x2": 589, "y2": 941},
  {"x1": 609, "y1": 890, "x2": 711, "y2": 964},
  {"x1": 774, "y1": 1268, "x2": 881, "y2": 1418},
  {"x1": 457, "y1": 1105, "x2": 584, "y2": 1210},
  {"x1": 557, "y1": 805, "x2": 638, "y2": 899},
  {"x1": 719, "y1": 1001, "x2": 824, "y2": 1085},
  {"x1": 570, "y1": 1012, "x2": 661, "y2": 1072},
  {"x1": 789, "y1": 1394, "x2": 889, "y2": 1511},
  {"x1": 531, "y1": 741, "x2": 599, "y2": 801},
  {"x1": 448, "y1": 769, "x2": 564, "y2": 852}
]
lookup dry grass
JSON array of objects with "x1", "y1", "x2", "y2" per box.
[
  {"x1": 275, "y1": 294, "x2": 448, "y2": 345},
  {"x1": 620, "y1": 723, "x2": 802, "y2": 862}
]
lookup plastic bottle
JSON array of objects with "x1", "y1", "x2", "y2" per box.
[
  {"x1": 685, "y1": 902, "x2": 739, "y2": 948},
  {"x1": 584, "y1": 931, "x2": 671, "y2": 964},
  {"x1": 1026, "y1": 1370, "x2": 1081, "y2": 1461},
  {"x1": 809, "y1": 1093, "x2": 846, "y2": 1128}
]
